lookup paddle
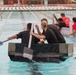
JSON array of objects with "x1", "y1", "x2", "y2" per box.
[
  {"x1": 0, "y1": 39, "x2": 9, "y2": 45},
  {"x1": 23, "y1": 23, "x2": 35, "y2": 62}
]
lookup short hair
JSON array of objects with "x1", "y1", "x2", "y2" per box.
[
  {"x1": 73, "y1": 17, "x2": 76, "y2": 22},
  {"x1": 41, "y1": 18, "x2": 48, "y2": 22},
  {"x1": 58, "y1": 18, "x2": 63, "y2": 21},
  {"x1": 61, "y1": 13, "x2": 65, "y2": 16},
  {"x1": 27, "y1": 23, "x2": 32, "y2": 30}
]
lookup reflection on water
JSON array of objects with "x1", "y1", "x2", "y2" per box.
[
  {"x1": 7, "y1": 61, "x2": 43, "y2": 75},
  {"x1": 8, "y1": 61, "x2": 30, "y2": 75},
  {"x1": 6, "y1": 56, "x2": 73, "y2": 75},
  {"x1": 27, "y1": 62, "x2": 43, "y2": 75}
]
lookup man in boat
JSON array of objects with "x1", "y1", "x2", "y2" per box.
[
  {"x1": 48, "y1": 25, "x2": 66, "y2": 43},
  {"x1": 53, "y1": 14, "x2": 66, "y2": 30},
  {"x1": 70, "y1": 17, "x2": 76, "y2": 36},
  {"x1": 30, "y1": 18, "x2": 66, "y2": 44},
  {"x1": 7, "y1": 23, "x2": 40, "y2": 44},
  {"x1": 30, "y1": 19, "x2": 58, "y2": 44},
  {"x1": 61, "y1": 13, "x2": 70, "y2": 28}
]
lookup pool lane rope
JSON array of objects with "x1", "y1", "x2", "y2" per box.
[
  {"x1": 30, "y1": 11, "x2": 40, "y2": 21},
  {"x1": 20, "y1": 11, "x2": 26, "y2": 27},
  {"x1": 0, "y1": 12, "x2": 12, "y2": 36},
  {"x1": 0, "y1": 12, "x2": 4, "y2": 21}
]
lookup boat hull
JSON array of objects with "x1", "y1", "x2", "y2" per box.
[{"x1": 8, "y1": 43, "x2": 73, "y2": 63}]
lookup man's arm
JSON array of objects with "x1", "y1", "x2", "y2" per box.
[
  {"x1": 35, "y1": 25, "x2": 42, "y2": 35},
  {"x1": 30, "y1": 31, "x2": 46, "y2": 39},
  {"x1": 53, "y1": 14, "x2": 58, "y2": 23},
  {"x1": 52, "y1": 14, "x2": 60, "y2": 29},
  {"x1": 8, "y1": 35, "x2": 17, "y2": 40}
]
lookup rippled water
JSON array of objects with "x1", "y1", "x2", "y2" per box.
[{"x1": 0, "y1": 37, "x2": 76, "y2": 75}]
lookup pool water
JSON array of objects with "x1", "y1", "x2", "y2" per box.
[{"x1": 0, "y1": 11, "x2": 76, "y2": 75}]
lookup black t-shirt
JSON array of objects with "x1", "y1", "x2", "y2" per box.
[
  {"x1": 58, "y1": 22, "x2": 66, "y2": 29},
  {"x1": 48, "y1": 25, "x2": 66, "y2": 43},
  {"x1": 16, "y1": 30, "x2": 40, "y2": 44},
  {"x1": 43, "y1": 29, "x2": 58, "y2": 44}
]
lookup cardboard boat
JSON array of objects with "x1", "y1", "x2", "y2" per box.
[{"x1": 8, "y1": 43, "x2": 73, "y2": 63}]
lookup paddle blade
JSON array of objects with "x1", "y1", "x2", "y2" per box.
[
  {"x1": 0, "y1": 39, "x2": 9, "y2": 46},
  {"x1": 23, "y1": 47, "x2": 33, "y2": 60},
  {"x1": 0, "y1": 41, "x2": 3, "y2": 45}
]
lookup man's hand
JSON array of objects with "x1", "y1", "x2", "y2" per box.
[
  {"x1": 38, "y1": 41, "x2": 44, "y2": 44},
  {"x1": 35, "y1": 25, "x2": 39, "y2": 30},
  {"x1": 7, "y1": 37, "x2": 12, "y2": 40},
  {"x1": 30, "y1": 31, "x2": 34, "y2": 35}
]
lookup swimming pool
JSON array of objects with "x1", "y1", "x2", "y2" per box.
[{"x1": 0, "y1": 10, "x2": 76, "y2": 75}]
